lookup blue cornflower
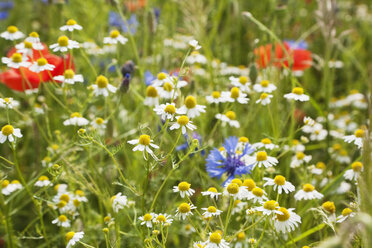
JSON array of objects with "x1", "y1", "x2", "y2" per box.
[
  {"x1": 0, "y1": 1, "x2": 13, "y2": 20},
  {"x1": 284, "y1": 39, "x2": 308, "y2": 50},
  {"x1": 144, "y1": 70, "x2": 155, "y2": 86},
  {"x1": 109, "y1": 11, "x2": 138, "y2": 34},
  {"x1": 206, "y1": 136, "x2": 255, "y2": 184}
]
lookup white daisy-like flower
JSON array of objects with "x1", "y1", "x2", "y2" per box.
[
  {"x1": 0, "y1": 98, "x2": 20, "y2": 109},
  {"x1": 253, "y1": 80, "x2": 277, "y2": 93},
  {"x1": 111, "y1": 193, "x2": 128, "y2": 213},
  {"x1": 303, "y1": 116, "x2": 315, "y2": 129},
  {"x1": 186, "y1": 51, "x2": 207, "y2": 64},
  {"x1": 263, "y1": 175, "x2": 295, "y2": 194},
  {"x1": 170, "y1": 115, "x2": 197, "y2": 134},
  {"x1": 343, "y1": 129, "x2": 365, "y2": 149},
  {"x1": 285, "y1": 139, "x2": 305, "y2": 152},
  {"x1": 157, "y1": 81, "x2": 182, "y2": 99},
  {"x1": 91, "y1": 75, "x2": 117, "y2": 97},
  {"x1": 310, "y1": 162, "x2": 326, "y2": 175},
  {"x1": 254, "y1": 200, "x2": 281, "y2": 216},
  {"x1": 34, "y1": 176, "x2": 52, "y2": 187},
  {"x1": 1, "y1": 26, "x2": 24, "y2": 40},
  {"x1": 139, "y1": 213, "x2": 155, "y2": 228},
  {"x1": 206, "y1": 91, "x2": 227, "y2": 104},
  {"x1": 233, "y1": 200, "x2": 248, "y2": 215},
  {"x1": 60, "y1": 19, "x2": 83, "y2": 32},
  {"x1": 50, "y1": 36, "x2": 79, "y2": 53},
  {"x1": 63, "y1": 113, "x2": 89, "y2": 126},
  {"x1": 250, "y1": 187, "x2": 268, "y2": 203},
  {"x1": 252, "y1": 138, "x2": 278, "y2": 150},
  {"x1": 344, "y1": 162, "x2": 363, "y2": 181},
  {"x1": 52, "y1": 215, "x2": 71, "y2": 227},
  {"x1": 1, "y1": 180, "x2": 23, "y2": 195},
  {"x1": 104, "y1": 30, "x2": 128, "y2": 45},
  {"x1": 189, "y1": 39, "x2": 201, "y2": 50},
  {"x1": 221, "y1": 87, "x2": 249, "y2": 104},
  {"x1": 65, "y1": 231, "x2": 84, "y2": 248},
  {"x1": 294, "y1": 184, "x2": 323, "y2": 200},
  {"x1": 346, "y1": 90, "x2": 364, "y2": 103},
  {"x1": 242, "y1": 151, "x2": 278, "y2": 169},
  {"x1": 153, "y1": 213, "x2": 173, "y2": 226},
  {"x1": 284, "y1": 87, "x2": 309, "y2": 102},
  {"x1": 336, "y1": 208, "x2": 355, "y2": 223},
  {"x1": 201, "y1": 206, "x2": 223, "y2": 218},
  {"x1": 73, "y1": 190, "x2": 88, "y2": 203},
  {"x1": 2, "y1": 53, "x2": 30, "y2": 69},
  {"x1": 177, "y1": 96, "x2": 206, "y2": 118},
  {"x1": 309, "y1": 123, "x2": 328, "y2": 141},
  {"x1": 224, "y1": 179, "x2": 250, "y2": 200},
  {"x1": 215, "y1": 111, "x2": 240, "y2": 128},
  {"x1": 234, "y1": 232, "x2": 247, "y2": 248},
  {"x1": 127, "y1": 134, "x2": 159, "y2": 159},
  {"x1": 229, "y1": 76, "x2": 251, "y2": 93},
  {"x1": 29, "y1": 58, "x2": 56, "y2": 73},
  {"x1": 274, "y1": 207, "x2": 301, "y2": 233},
  {"x1": 0, "y1": 124, "x2": 22, "y2": 143},
  {"x1": 255, "y1": 93, "x2": 273, "y2": 105},
  {"x1": 290, "y1": 152, "x2": 312, "y2": 168},
  {"x1": 201, "y1": 187, "x2": 221, "y2": 200},
  {"x1": 153, "y1": 103, "x2": 177, "y2": 121},
  {"x1": 15, "y1": 40, "x2": 43, "y2": 56},
  {"x1": 175, "y1": 203, "x2": 196, "y2": 220},
  {"x1": 144, "y1": 86, "x2": 159, "y2": 106},
  {"x1": 25, "y1": 31, "x2": 41, "y2": 44},
  {"x1": 203, "y1": 232, "x2": 230, "y2": 248},
  {"x1": 54, "y1": 184, "x2": 68, "y2": 194},
  {"x1": 151, "y1": 72, "x2": 170, "y2": 87},
  {"x1": 53, "y1": 69, "x2": 84, "y2": 86},
  {"x1": 173, "y1": 181, "x2": 195, "y2": 198},
  {"x1": 90, "y1": 117, "x2": 107, "y2": 131}
]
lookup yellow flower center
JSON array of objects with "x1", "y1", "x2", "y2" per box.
[
  {"x1": 225, "y1": 111, "x2": 236, "y2": 120},
  {"x1": 2, "y1": 180, "x2": 10, "y2": 188},
  {"x1": 292, "y1": 139, "x2": 299, "y2": 145},
  {"x1": 260, "y1": 93, "x2": 268, "y2": 100},
  {"x1": 110, "y1": 30, "x2": 120, "y2": 38},
  {"x1": 1, "y1": 125, "x2": 14, "y2": 136},
  {"x1": 333, "y1": 143, "x2": 341, "y2": 150},
  {"x1": 239, "y1": 136, "x2": 248, "y2": 143},
  {"x1": 70, "y1": 112, "x2": 82, "y2": 118},
  {"x1": 57, "y1": 36, "x2": 69, "y2": 47},
  {"x1": 24, "y1": 41, "x2": 33, "y2": 49},
  {"x1": 292, "y1": 87, "x2": 304, "y2": 95},
  {"x1": 185, "y1": 96, "x2": 197, "y2": 109},
  {"x1": 354, "y1": 129, "x2": 364, "y2": 138},
  {"x1": 37, "y1": 58, "x2": 48, "y2": 66},
  {"x1": 96, "y1": 75, "x2": 109, "y2": 88},
  {"x1": 156, "y1": 215, "x2": 166, "y2": 222},
  {"x1": 67, "y1": 19, "x2": 77, "y2": 26},
  {"x1": 157, "y1": 72, "x2": 167, "y2": 80},
  {"x1": 261, "y1": 138, "x2": 272, "y2": 144},
  {"x1": 316, "y1": 162, "x2": 325, "y2": 169},
  {"x1": 207, "y1": 187, "x2": 218, "y2": 193},
  {"x1": 302, "y1": 184, "x2": 314, "y2": 192},
  {"x1": 296, "y1": 152, "x2": 305, "y2": 160},
  {"x1": 51, "y1": 144, "x2": 59, "y2": 151},
  {"x1": 243, "y1": 179, "x2": 255, "y2": 190},
  {"x1": 239, "y1": 76, "x2": 248, "y2": 84},
  {"x1": 207, "y1": 206, "x2": 217, "y2": 213},
  {"x1": 212, "y1": 91, "x2": 221, "y2": 98},
  {"x1": 178, "y1": 203, "x2": 191, "y2": 213},
  {"x1": 65, "y1": 232, "x2": 75, "y2": 242},
  {"x1": 58, "y1": 215, "x2": 67, "y2": 222},
  {"x1": 139, "y1": 135, "x2": 151, "y2": 146},
  {"x1": 75, "y1": 190, "x2": 84, "y2": 196},
  {"x1": 227, "y1": 183, "x2": 239, "y2": 194},
  {"x1": 274, "y1": 175, "x2": 286, "y2": 186},
  {"x1": 252, "y1": 187, "x2": 264, "y2": 197},
  {"x1": 38, "y1": 176, "x2": 49, "y2": 181},
  {"x1": 104, "y1": 216, "x2": 111, "y2": 222},
  {"x1": 60, "y1": 194, "x2": 70, "y2": 203},
  {"x1": 7, "y1": 25, "x2": 18, "y2": 33},
  {"x1": 73, "y1": 199, "x2": 80, "y2": 207},
  {"x1": 351, "y1": 162, "x2": 363, "y2": 172},
  {"x1": 231, "y1": 178, "x2": 242, "y2": 187},
  {"x1": 95, "y1": 118, "x2": 104, "y2": 125},
  {"x1": 11, "y1": 53, "x2": 23, "y2": 63},
  {"x1": 256, "y1": 151, "x2": 267, "y2": 161},
  {"x1": 64, "y1": 69, "x2": 75, "y2": 79},
  {"x1": 342, "y1": 208, "x2": 352, "y2": 216},
  {"x1": 209, "y1": 232, "x2": 222, "y2": 244},
  {"x1": 276, "y1": 207, "x2": 290, "y2": 221},
  {"x1": 322, "y1": 201, "x2": 336, "y2": 213},
  {"x1": 233, "y1": 200, "x2": 241, "y2": 207},
  {"x1": 57, "y1": 200, "x2": 67, "y2": 208},
  {"x1": 164, "y1": 104, "x2": 176, "y2": 114},
  {"x1": 163, "y1": 82, "x2": 173, "y2": 92},
  {"x1": 4, "y1": 98, "x2": 10, "y2": 103},
  {"x1": 340, "y1": 149, "x2": 347, "y2": 156},
  {"x1": 260, "y1": 80, "x2": 269, "y2": 87},
  {"x1": 146, "y1": 86, "x2": 158, "y2": 97},
  {"x1": 11, "y1": 180, "x2": 20, "y2": 184},
  {"x1": 29, "y1": 32, "x2": 39, "y2": 38},
  {"x1": 237, "y1": 232, "x2": 245, "y2": 241},
  {"x1": 230, "y1": 87, "x2": 240, "y2": 99},
  {"x1": 143, "y1": 213, "x2": 152, "y2": 221},
  {"x1": 178, "y1": 182, "x2": 191, "y2": 191},
  {"x1": 264, "y1": 200, "x2": 278, "y2": 210},
  {"x1": 177, "y1": 116, "x2": 189, "y2": 126}
]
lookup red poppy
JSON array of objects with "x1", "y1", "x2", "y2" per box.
[
  {"x1": 125, "y1": 0, "x2": 146, "y2": 12},
  {"x1": 0, "y1": 43, "x2": 74, "y2": 92},
  {"x1": 254, "y1": 42, "x2": 312, "y2": 71}
]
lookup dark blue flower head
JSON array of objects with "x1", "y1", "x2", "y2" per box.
[
  {"x1": 144, "y1": 70, "x2": 155, "y2": 86},
  {"x1": 206, "y1": 136, "x2": 255, "y2": 185},
  {"x1": 109, "y1": 11, "x2": 138, "y2": 34},
  {"x1": 284, "y1": 39, "x2": 308, "y2": 50}
]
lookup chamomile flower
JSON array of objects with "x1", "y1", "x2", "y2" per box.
[
  {"x1": 253, "y1": 80, "x2": 277, "y2": 93},
  {"x1": 15, "y1": 40, "x2": 43, "y2": 56},
  {"x1": 29, "y1": 58, "x2": 55, "y2": 73},
  {"x1": 255, "y1": 200, "x2": 281, "y2": 216},
  {"x1": 250, "y1": 187, "x2": 268, "y2": 203},
  {"x1": 139, "y1": 213, "x2": 154, "y2": 228},
  {"x1": 203, "y1": 232, "x2": 230, "y2": 248},
  {"x1": 50, "y1": 35, "x2": 79, "y2": 52},
  {"x1": 343, "y1": 129, "x2": 365, "y2": 149},
  {"x1": 309, "y1": 123, "x2": 328, "y2": 141},
  {"x1": 91, "y1": 117, "x2": 107, "y2": 131},
  {"x1": 252, "y1": 138, "x2": 278, "y2": 150},
  {"x1": 201, "y1": 187, "x2": 222, "y2": 200},
  {"x1": 127, "y1": 134, "x2": 159, "y2": 159},
  {"x1": 234, "y1": 232, "x2": 247, "y2": 248},
  {"x1": 336, "y1": 208, "x2": 355, "y2": 223},
  {"x1": 177, "y1": 96, "x2": 206, "y2": 118},
  {"x1": 189, "y1": 39, "x2": 201, "y2": 50},
  {"x1": 290, "y1": 152, "x2": 312, "y2": 168},
  {"x1": 0, "y1": 124, "x2": 22, "y2": 143},
  {"x1": 111, "y1": 193, "x2": 128, "y2": 213},
  {"x1": 153, "y1": 103, "x2": 177, "y2": 121},
  {"x1": 63, "y1": 112, "x2": 89, "y2": 126},
  {"x1": 2, "y1": 52, "x2": 30, "y2": 68},
  {"x1": 1, "y1": 25, "x2": 24, "y2": 40},
  {"x1": 157, "y1": 78, "x2": 187, "y2": 99},
  {"x1": 215, "y1": 111, "x2": 240, "y2": 128},
  {"x1": 0, "y1": 98, "x2": 19, "y2": 109},
  {"x1": 194, "y1": 241, "x2": 206, "y2": 248},
  {"x1": 223, "y1": 183, "x2": 240, "y2": 199},
  {"x1": 175, "y1": 203, "x2": 196, "y2": 220},
  {"x1": 285, "y1": 139, "x2": 305, "y2": 152},
  {"x1": 233, "y1": 200, "x2": 248, "y2": 215},
  {"x1": 104, "y1": 30, "x2": 128, "y2": 45},
  {"x1": 153, "y1": 213, "x2": 173, "y2": 225},
  {"x1": 202, "y1": 206, "x2": 223, "y2": 218},
  {"x1": 228, "y1": 179, "x2": 250, "y2": 199},
  {"x1": 243, "y1": 151, "x2": 278, "y2": 169},
  {"x1": 52, "y1": 215, "x2": 71, "y2": 227},
  {"x1": 206, "y1": 91, "x2": 226, "y2": 104},
  {"x1": 173, "y1": 181, "x2": 195, "y2": 198},
  {"x1": 186, "y1": 51, "x2": 207, "y2": 64},
  {"x1": 60, "y1": 19, "x2": 83, "y2": 32},
  {"x1": 26, "y1": 31, "x2": 41, "y2": 44},
  {"x1": 53, "y1": 69, "x2": 84, "y2": 86},
  {"x1": 294, "y1": 184, "x2": 323, "y2": 200},
  {"x1": 344, "y1": 162, "x2": 363, "y2": 181},
  {"x1": 65, "y1": 231, "x2": 84, "y2": 248},
  {"x1": 274, "y1": 208, "x2": 301, "y2": 233},
  {"x1": 264, "y1": 175, "x2": 295, "y2": 194},
  {"x1": 2, "y1": 180, "x2": 23, "y2": 195},
  {"x1": 34, "y1": 176, "x2": 52, "y2": 187},
  {"x1": 311, "y1": 162, "x2": 326, "y2": 175},
  {"x1": 144, "y1": 86, "x2": 159, "y2": 106},
  {"x1": 255, "y1": 93, "x2": 273, "y2": 105},
  {"x1": 91, "y1": 75, "x2": 117, "y2": 97},
  {"x1": 170, "y1": 116, "x2": 197, "y2": 134},
  {"x1": 229, "y1": 76, "x2": 251, "y2": 93},
  {"x1": 284, "y1": 87, "x2": 309, "y2": 102},
  {"x1": 322, "y1": 201, "x2": 336, "y2": 215},
  {"x1": 151, "y1": 72, "x2": 170, "y2": 87},
  {"x1": 221, "y1": 87, "x2": 249, "y2": 104}
]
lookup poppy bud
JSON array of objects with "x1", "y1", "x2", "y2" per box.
[{"x1": 120, "y1": 73, "x2": 131, "y2": 93}]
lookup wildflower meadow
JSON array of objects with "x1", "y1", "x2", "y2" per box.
[{"x1": 1, "y1": 0, "x2": 372, "y2": 247}]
